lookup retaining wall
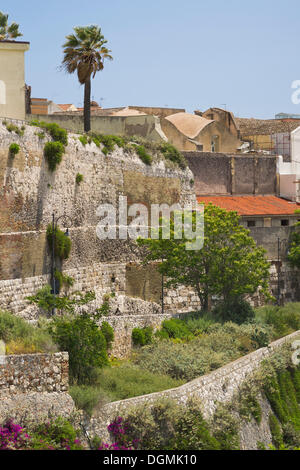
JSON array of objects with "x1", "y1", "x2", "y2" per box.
[{"x1": 87, "y1": 330, "x2": 300, "y2": 442}]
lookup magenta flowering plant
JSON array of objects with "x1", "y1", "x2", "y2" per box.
[
  {"x1": 0, "y1": 420, "x2": 31, "y2": 450},
  {"x1": 97, "y1": 417, "x2": 139, "y2": 450}
]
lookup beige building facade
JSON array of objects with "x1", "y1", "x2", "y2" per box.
[{"x1": 0, "y1": 40, "x2": 30, "y2": 120}]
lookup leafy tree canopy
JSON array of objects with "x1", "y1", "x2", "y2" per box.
[
  {"x1": 137, "y1": 204, "x2": 271, "y2": 310},
  {"x1": 0, "y1": 11, "x2": 22, "y2": 40}
]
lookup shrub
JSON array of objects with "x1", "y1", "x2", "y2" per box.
[
  {"x1": 54, "y1": 269, "x2": 74, "y2": 289},
  {"x1": 69, "y1": 385, "x2": 109, "y2": 417},
  {"x1": 93, "y1": 363, "x2": 183, "y2": 402},
  {"x1": 134, "y1": 322, "x2": 272, "y2": 381},
  {"x1": 9, "y1": 143, "x2": 20, "y2": 156},
  {"x1": 75, "y1": 173, "x2": 84, "y2": 184},
  {"x1": 120, "y1": 397, "x2": 222, "y2": 450},
  {"x1": 136, "y1": 145, "x2": 152, "y2": 165},
  {"x1": 213, "y1": 298, "x2": 255, "y2": 324},
  {"x1": 181, "y1": 312, "x2": 216, "y2": 335},
  {"x1": 132, "y1": 326, "x2": 153, "y2": 346},
  {"x1": 0, "y1": 420, "x2": 31, "y2": 450},
  {"x1": 269, "y1": 414, "x2": 284, "y2": 449},
  {"x1": 0, "y1": 310, "x2": 57, "y2": 353},
  {"x1": 30, "y1": 417, "x2": 83, "y2": 450},
  {"x1": 79, "y1": 135, "x2": 88, "y2": 146},
  {"x1": 160, "y1": 318, "x2": 192, "y2": 340},
  {"x1": 159, "y1": 142, "x2": 186, "y2": 169},
  {"x1": 255, "y1": 303, "x2": 300, "y2": 338},
  {"x1": 30, "y1": 120, "x2": 68, "y2": 146},
  {"x1": 46, "y1": 224, "x2": 71, "y2": 260},
  {"x1": 44, "y1": 141, "x2": 65, "y2": 171},
  {"x1": 5, "y1": 123, "x2": 24, "y2": 136},
  {"x1": 100, "y1": 322, "x2": 114, "y2": 350},
  {"x1": 48, "y1": 313, "x2": 109, "y2": 384}
]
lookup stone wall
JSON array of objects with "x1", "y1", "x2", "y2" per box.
[
  {"x1": 0, "y1": 351, "x2": 75, "y2": 426},
  {"x1": 184, "y1": 152, "x2": 277, "y2": 196},
  {"x1": 26, "y1": 113, "x2": 167, "y2": 143},
  {"x1": 87, "y1": 330, "x2": 300, "y2": 443},
  {"x1": 0, "y1": 352, "x2": 69, "y2": 397}
]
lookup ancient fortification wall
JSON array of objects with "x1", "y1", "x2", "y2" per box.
[
  {"x1": 0, "y1": 120, "x2": 200, "y2": 356},
  {"x1": 87, "y1": 330, "x2": 300, "y2": 445},
  {"x1": 0, "y1": 352, "x2": 74, "y2": 424}
]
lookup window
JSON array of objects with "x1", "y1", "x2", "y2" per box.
[
  {"x1": 247, "y1": 220, "x2": 256, "y2": 227},
  {"x1": 211, "y1": 135, "x2": 219, "y2": 152},
  {"x1": 281, "y1": 219, "x2": 289, "y2": 226}
]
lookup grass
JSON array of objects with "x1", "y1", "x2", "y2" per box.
[
  {"x1": 255, "y1": 302, "x2": 300, "y2": 339},
  {"x1": 0, "y1": 310, "x2": 57, "y2": 354},
  {"x1": 69, "y1": 362, "x2": 183, "y2": 415}
]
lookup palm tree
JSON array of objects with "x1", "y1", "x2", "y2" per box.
[
  {"x1": 62, "y1": 25, "x2": 112, "y2": 132},
  {"x1": 0, "y1": 11, "x2": 22, "y2": 40}
]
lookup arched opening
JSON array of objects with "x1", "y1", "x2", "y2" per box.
[{"x1": 0, "y1": 80, "x2": 6, "y2": 105}]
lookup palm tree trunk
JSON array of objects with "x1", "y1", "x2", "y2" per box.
[{"x1": 84, "y1": 76, "x2": 91, "y2": 133}]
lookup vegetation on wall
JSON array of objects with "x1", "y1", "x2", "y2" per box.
[
  {"x1": 75, "y1": 173, "x2": 84, "y2": 184},
  {"x1": 2, "y1": 121, "x2": 24, "y2": 136},
  {"x1": 46, "y1": 224, "x2": 72, "y2": 260},
  {"x1": 43, "y1": 141, "x2": 65, "y2": 172},
  {"x1": 8, "y1": 143, "x2": 20, "y2": 156},
  {"x1": 30, "y1": 120, "x2": 68, "y2": 146}
]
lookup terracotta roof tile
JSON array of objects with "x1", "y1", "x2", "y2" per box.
[
  {"x1": 235, "y1": 117, "x2": 300, "y2": 136},
  {"x1": 197, "y1": 195, "x2": 300, "y2": 216}
]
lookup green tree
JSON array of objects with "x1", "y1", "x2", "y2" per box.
[
  {"x1": 0, "y1": 11, "x2": 22, "y2": 40},
  {"x1": 49, "y1": 313, "x2": 109, "y2": 384},
  {"x1": 137, "y1": 204, "x2": 271, "y2": 311},
  {"x1": 62, "y1": 25, "x2": 112, "y2": 132}
]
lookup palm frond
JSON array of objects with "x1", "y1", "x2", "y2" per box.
[{"x1": 62, "y1": 24, "x2": 113, "y2": 83}]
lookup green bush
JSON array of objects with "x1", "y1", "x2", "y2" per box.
[
  {"x1": 46, "y1": 224, "x2": 71, "y2": 260},
  {"x1": 48, "y1": 313, "x2": 109, "y2": 384},
  {"x1": 75, "y1": 173, "x2": 84, "y2": 184},
  {"x1": 5, "y1": 122, "x2": 24, "y2": 136},
  {"x1": 79, "y1": 135, "x2": 88, "y2": 146},
  {"x1": 160, "y1": 318, "x2": 193, "y2": 340},
  {"x1": 30, "y1": 417, "x2": 83, "y2": 450},
  {"x1": 93, "y1": 363, "x2": 183, "y2": 402},
  {"x1": 121, "y1": 397, "x2": 224, "y2": 450},
  {"x1": 9, "y1": 143, "x2": 20, "y2": 156},
  {"x1": 30, "y1": 120, "x2": 67, "y2": 146},
  {"x1": 134, "y1": 322, "x2": 272, "y2": 381},
  {"x1": 136, "y1": 145, "x2": 152, "y2": 165},
  {"x1": 0, "y1": 310, "x2": 57, "y2": 353},
  {"x1": 132, "y1": 326, "x2": 153, "y2": 346},
  {"x1": 213, "y1": 298, "x2": 255, "y2": 324},
  {"x1": 44, "y1": 141, "x2": 65, "y2": 171},
  {"x1": 255, "y1": 303, "x2": 300, "y2": 338},
  {"x1": 100, "y1": 321, "x2": 114, "y2": 350},
  {"x1": 54, "y1": 269, "x2": 74, "y2": 289},
  {"x1": 159, "y1": 142, "x2": 186, "y2": 169},
  {"x1": 269, "y1": 414, "x2": 284, "y2": 449},
  {"x1": 181, "y1": 312, "x2": 216, "y2": 335}
]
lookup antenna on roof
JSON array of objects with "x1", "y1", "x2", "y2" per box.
[{"x1": 221, "y1": 104, "x2": 227, "y2": 111}]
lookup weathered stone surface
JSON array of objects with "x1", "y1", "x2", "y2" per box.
[
  {"x1": 0, "y1": 392, "x2": 75, "y2": 425},
  {"x1": 0, "y1": 352, "x2": 69, "y2": 397}
]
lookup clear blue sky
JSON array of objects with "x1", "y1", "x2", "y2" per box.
[{"x1": 2, "y1": 0, "x2": 300, "y2": 118}]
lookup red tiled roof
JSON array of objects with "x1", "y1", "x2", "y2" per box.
[{"x1": 197, "y1": 195, "x2": 300, "y2": 216}]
